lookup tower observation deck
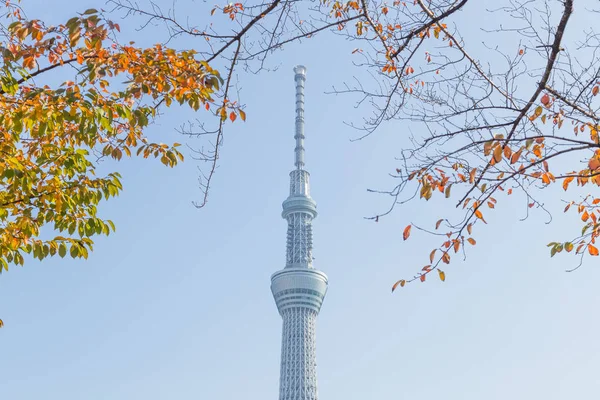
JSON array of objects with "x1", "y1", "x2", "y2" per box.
[{"x1": 270, "y1": 66, "x2": 328, "y2": 400}]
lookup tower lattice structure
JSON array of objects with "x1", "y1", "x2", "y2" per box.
[{"x1": 271, "y1": 65, "x2": 328, "y2": 400}]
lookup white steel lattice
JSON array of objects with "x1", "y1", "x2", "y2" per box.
[
  {"x1": 290, "y1": 170, "x2": 310, "y2": 197},
  {"x1": 285, "y1": 213, "x2": 313, "y2": 267},
  {"x1": 278, "y1": 307, "x2": 318, "y2": 400}
]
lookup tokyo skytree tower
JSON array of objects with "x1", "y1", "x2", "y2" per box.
[{"x1": 270, "y1": 66, "x2": 328, "y2": 400}]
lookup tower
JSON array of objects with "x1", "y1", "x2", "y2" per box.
[{"x1": 271, "y1": 66, "x2": 328, "y2": 400}]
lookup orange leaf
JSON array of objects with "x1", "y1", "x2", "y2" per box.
[
  {"x1": 392, "y1": 279, "x2": 406, "y2": 292},
  {"x1": 453, "y1": 240, "x2": 460, "y2": 253},
  {"x1": 588, "y1": 244, "x2": 599, "y2": 256},
  {"x1": 469, "y1": 168, "x2": 477, "y2": 184},
  {"x1": 483, "y1": 141, "x2": 493, "y2": 156},
  {"x1": 563, "y1": 176, "x2": 574, "y2": 191},
  {"x1": 541, "y1": 93, "x2": 550, "y2": 106},
  {"x1": 467, "y1": 224, "x2": 472, "y2": 235},
  {"x1": 467, "y1": 237, "x2": 476, "y2": 245},
  {"x1": 403, "y1": 224, "x2": 411, "y2": 240},
  {"x1": 435, "y1": 219, "x2": 443, "y2": 229},
  {"x1": 420, "y1": 274, "x2": 426, "y2": 282},
  {"x1": 542, "y1": 173, "x2": 550, "y2": 184},
  {"x1": 510, "y1": 149, "x2": 521, "y2": 164},
  {"x1": 493, "y1": 146, "x2": 503, "y2": 163},
  {"x1": 229, "y1": 112, "x2": 237, "y2": 122},
  {"x1": 429, "y1": 249, "x2": 436, "y2": 263},
  {"x1": 474, "y1": 209, "x2": 483, "y2": 219},
  {"x1": 441, "y1": 252, "x2": 450, "y2": 264},
  {"x1": 593, "y1": 86, "x2": 599, "y2": 96}
]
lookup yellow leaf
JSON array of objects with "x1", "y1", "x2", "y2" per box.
[
  {"x1": 438, "y1": 269, "x2": 446, "y2": 282},
  {"x1": 239, "y1": 109, "x2": 246, "y2": 121},
  {"x1": 534, "y1": 106, "x2": 543, "y2": 118},
  {"x1": 565, "y1": 242, "x2": 574, "y2": 252}
]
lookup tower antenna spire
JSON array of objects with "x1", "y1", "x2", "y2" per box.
[{"x1": 294, "y1": 65, "x2": 307, "y2": 170}]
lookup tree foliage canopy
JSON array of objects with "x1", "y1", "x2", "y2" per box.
[{"x1": 0, "y1": 2, "x2": 248, "y2": 274}]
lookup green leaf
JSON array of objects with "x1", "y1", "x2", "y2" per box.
[
  {"x1": 59, "y1": 243, "x2": 67, "y2": 258},
  {"x1": 70, "y1": 244, "x2": 79, "y2": 258}
]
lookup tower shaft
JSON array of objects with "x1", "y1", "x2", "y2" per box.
[
  {"x1": 279, "y1": 308, "x2": 318, "y2": 400},
  {"x1": 271, "y1": 66, "x2": 328, "y2": 400}
]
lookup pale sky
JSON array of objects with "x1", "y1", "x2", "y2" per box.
[{"x1": 2, "y1": 1, "x2": 600, "y2": 399}]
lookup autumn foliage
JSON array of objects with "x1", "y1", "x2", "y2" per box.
[{"x1": 0, "y1": 2, "x2": 244, "y2": 273}]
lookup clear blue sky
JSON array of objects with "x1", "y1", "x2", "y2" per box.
[{"x1": 2, "y1": 1, "x2": 600, "y2": 399}]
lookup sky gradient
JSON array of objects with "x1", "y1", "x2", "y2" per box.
[{"x1": 2, "y1": 1, "x2": 600, "y2": 399}]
